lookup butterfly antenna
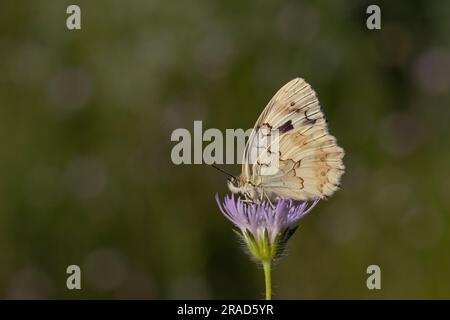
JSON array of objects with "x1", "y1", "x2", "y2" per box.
[{"x1": 211, "y1": 164, "x2": 236, "y2": 179}]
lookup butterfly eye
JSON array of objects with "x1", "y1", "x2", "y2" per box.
[{"x1": 227, "y1": 177, "x2": 238, "y2": 187}]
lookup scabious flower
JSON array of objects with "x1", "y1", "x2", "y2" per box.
[{"x1": 215, "y1": 193, "x2": 319, "y2": 299}]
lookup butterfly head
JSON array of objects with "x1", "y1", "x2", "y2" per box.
[{"x1": 227, "y1": 176, "x2": 242, "y2": 195}]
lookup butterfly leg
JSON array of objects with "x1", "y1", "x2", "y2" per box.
[
  {"x1": 242, "y1": 194, "x2": 255, "y2": 205},
  {"x1": 263, "y1": 192, "x2": 275, "y2": 209}
]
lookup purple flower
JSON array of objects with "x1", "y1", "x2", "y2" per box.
[{"x1": 215, "y1": 193, "x2": 319, "y2": 261}]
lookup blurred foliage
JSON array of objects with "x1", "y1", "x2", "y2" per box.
[{"x1": 0, "y1": 0, "x2": 449, "y2": 299}]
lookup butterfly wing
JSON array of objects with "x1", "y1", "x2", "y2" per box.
[{"x1": 242, "y1": 78, "x2": 345, "y2": 201}]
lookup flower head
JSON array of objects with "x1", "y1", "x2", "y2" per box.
[{"x1": 215, "y1": 193, "x2": 319, "y2": 262}]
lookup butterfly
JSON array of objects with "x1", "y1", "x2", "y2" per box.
[{"x1": 226, "y1": 78, "x2": 345, "y2": 204}]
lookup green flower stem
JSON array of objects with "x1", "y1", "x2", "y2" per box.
[{"x1": 262, "y1": 260, "x2": 272, "y2": 300}]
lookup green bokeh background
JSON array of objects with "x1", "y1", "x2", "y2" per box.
[{"x1": 0, "y1": 0, "x2": 449, "y2": 299}]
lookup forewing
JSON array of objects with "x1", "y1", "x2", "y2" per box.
[{"x1": 242, "y1": 78, "x2": 345, "y2": 201}]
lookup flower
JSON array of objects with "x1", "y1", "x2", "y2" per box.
[{"x1": 215, "y1": 193, "x2": 319, "y2": 262}]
